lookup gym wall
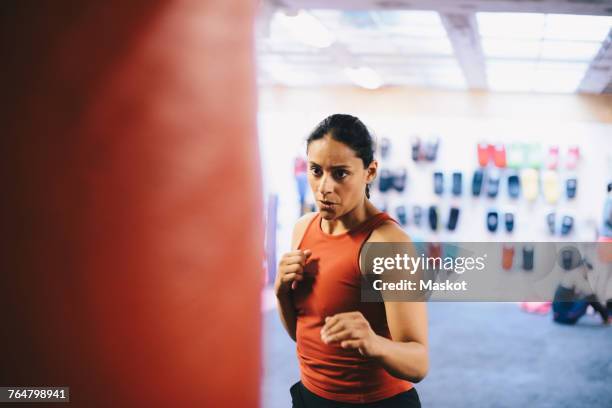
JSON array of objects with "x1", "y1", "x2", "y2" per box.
[{"x1": 258, "y1": 86, "x2": 612, "y2": 255}]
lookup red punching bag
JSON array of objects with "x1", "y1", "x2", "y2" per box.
[{"x1": 0, "y1": 1, "x2": 262, "y2": 407}]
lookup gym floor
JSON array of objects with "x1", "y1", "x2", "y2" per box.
[{"x1": 262, "y1": 297, "x2": 611, "y2": 408}]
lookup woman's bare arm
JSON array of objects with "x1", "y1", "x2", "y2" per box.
[
  {"x1": 371, "y1": 222, "x2": 429, "y2": 382},
  {"x1": 275, "y1": 212, "x2": 317, "y2": 342},
  {"x1": 320, "y1": 220, "x2": 429, "y2": 382},
  {"x1": 375, "y1": 301, "x2": 429, "y2": 382}
]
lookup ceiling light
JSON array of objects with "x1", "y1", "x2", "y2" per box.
[
  {"x1": 373, "y1": 11, "x2": 448, "y2": 38},
  {"x1": 485, "y1": 60, "x2": 589, "y2": 93},
  {"x1": 544, "y1": 14, "x2": 612, "y2": 42},
  {"x1": 540, "y1": 40, "x2": 601, "y2": 60},
  {"x1": 477, "y1": 12, "x2": 546, "y2": 40},
  {"x1": 535, "y1": 62, "x2": 588, "y2": 92},
  {"x1": 397, "y1": 38, "x2": 454, "y2": 55},
  {"x1": 481, "y1": 38, "x2": 540, "y2": 59},
  {"x1": 532, "y1": 66, "x2": 585, "y2": 93}
]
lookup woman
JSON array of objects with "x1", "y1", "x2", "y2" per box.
[{"x1": 274, "y1": 114, "x2": 429, "y2": 407}]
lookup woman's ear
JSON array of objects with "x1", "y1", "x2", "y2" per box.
[{"x1": 366, "y1": 160, "x2": 378, "y2": 184}]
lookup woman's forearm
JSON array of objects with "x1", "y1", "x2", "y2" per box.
[
  {"x1": 276, "y1": 291, "x2": 297, "y2": 342},
  {"x1": 372, "y1": 335, "x2": 429, "y2": 383}
]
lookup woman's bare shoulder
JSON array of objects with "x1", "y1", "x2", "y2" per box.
[
  {"x1": 291, "y1": 212, "x2": 318, "y2": 249},
  {"x1": 368, "y1": 219, "x2": 411, "y2": 243}
]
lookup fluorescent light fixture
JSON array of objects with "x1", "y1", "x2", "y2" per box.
[
  {"x1": 540, "y1": 40, "x2": 601, "y2": 60},
  {"x1": 487, "y1": 60, "x2": 537, "y2": 74},
  {"x1": 487, "y1": 76, "x2": 532, "y2": 92},
  {"x1": 535, "y1": 62, "x2": 588, "y2": 93},
  {"x1": 477, "y1": 12, "x2": 546, "y2": 40},
  {"x1": 397, "y1": 38, "x2": 454, "y2": 55},
  {"x1": 344, "y1": 66, "x2": 383, "y2": 89},
  {"x1": 373, "y1": 11, "x2": 448, "y2": 38},
  {"x1": 346, "y1": 39, "x2": 398, "y2": 54},
  {"x1": 477, "y1": 12, "x2": 609, "y2": 93},
  {"x1": 402, "y1": 57, "x2": 461, "y2": 67},
  {"x1": 377, "y1": 10, "x2": 444, "y2": 26},
  {"x1": 338, "y1": 11, "x2": 378, "y2": 30},
  {"x1": 476, "y1": 12, "x2": 612, "y2": 42},
  {"x1": 537, "y1": 61, "x2": 589, "y2": 71},
  {"x1": 544, "y1": 14, "x2": 612, "y2": 42},
  {"x1": 481, "y1": 38, "x2": 540, "y2": 59},
  {"x1": 532, "y1": 72, "x2": 582, "y2": 93},
  {"x1": 482, "y1": 38, "x2": 601, "y2": 61},
  {"x1": 477, "y1": 12, "x2": 611, "y2": 43},
  {"x1": 486, "y1": 60, "x2": 588, "y2": 93},
  {"x1": 532, "y1": 63, "x2": 587, "y2": 93},
  {"x1": 274, "y1": 10, "x2": 335, "y2": 48}
]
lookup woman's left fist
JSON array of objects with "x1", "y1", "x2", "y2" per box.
[{"x1": 320, "y1": 311, "x2": 382, "y2": 357}]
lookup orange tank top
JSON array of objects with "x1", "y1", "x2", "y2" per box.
[{"x1": 293, "y1": 212, "x2": 414, "y2": 403}]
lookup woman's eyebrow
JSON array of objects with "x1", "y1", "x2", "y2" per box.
[{"x1": 308, "y1": 161, "x2": 350, "y2": 169}]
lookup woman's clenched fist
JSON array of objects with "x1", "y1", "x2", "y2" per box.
[{"x1": 275, "y1": 249, "x2": 312, "y2": 296}]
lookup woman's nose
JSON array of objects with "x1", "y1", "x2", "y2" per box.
[{"x1": 317, "y1": 173, "x2": 334, "y2": 195}]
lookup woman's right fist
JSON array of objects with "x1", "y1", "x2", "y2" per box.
[{"x1": 274, "y1": 249, "x2": 312, "y2": 296}]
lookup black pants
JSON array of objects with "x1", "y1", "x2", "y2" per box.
[{"x1": 290, "y1": 381, "x2": 421, "y2": 408}]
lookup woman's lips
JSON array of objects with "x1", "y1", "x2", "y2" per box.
[{"x1": 319, "y1": 201, "x2": 337, "y2": 209}]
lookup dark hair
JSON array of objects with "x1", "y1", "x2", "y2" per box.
[{"x1": 306, "y1": 114, "x2": 375, "y2": 198}]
